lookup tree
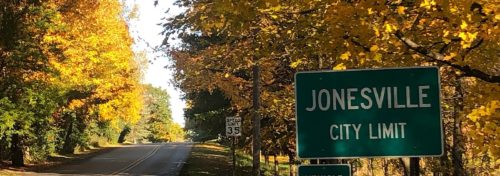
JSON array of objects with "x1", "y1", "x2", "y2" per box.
[
  {"x1": 142, "y1": 84, "x2": 184, "y2": 143},
  {"x1": 163, "y1": 0, "x2": 499, "y2": 175},
  {"x1": 184, "y1": 90, "x2": 232, "y2": 142},
  {"x1": 0, "y1": 0, "x2": 145, "y2": 166},
  {"x1": 0, "y1": 0, "x2": 62, "y2": 166}
]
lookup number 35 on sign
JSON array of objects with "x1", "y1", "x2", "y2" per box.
[{"x1": 226, "y1": 117, "x2": 241, "y2": 136}]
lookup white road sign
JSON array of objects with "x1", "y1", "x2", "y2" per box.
[{"x1": 226, "y1": 117, "x2": 241, "y2": 136}]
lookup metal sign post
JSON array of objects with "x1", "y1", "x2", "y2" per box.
[
  {"x1": 232, "y1": 136, "x2": 236, "y2": 176},
  {"x1": 410, "y1": 157, "x2": 420, "y2": 176},
  {"x1": 226, "y1": 117, "x2": 241, "y2": 176}
]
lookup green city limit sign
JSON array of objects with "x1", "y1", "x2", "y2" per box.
[
  {"x1": 295, "y1": 67, "x2": 443, "y2": 159},
  {"x1": 298, "y1": 164, "x2": 351, "y2": 176}
]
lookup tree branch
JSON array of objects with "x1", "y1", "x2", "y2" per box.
[
  {"x1": 463, "y1": 38, "x2": 483, "y2": 57},
  {"x1": 343, "y1": 33, "x2": 370, "y2": 52},
  {"x1": 395, "y1": 30, "x2": 499, "y2": 84},
  {"x1": 351, "y1": 37, "x2": 371, "y2": 52}
]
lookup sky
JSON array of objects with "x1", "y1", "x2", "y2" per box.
[{"x1": 126, "y1": 0, "x2": 186, "y2": 126}]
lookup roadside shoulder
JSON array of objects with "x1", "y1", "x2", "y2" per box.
[{"x1": 0, "y1": 144, "x2": 123, "y2": 175}]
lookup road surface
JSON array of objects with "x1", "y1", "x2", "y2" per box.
[{"x1": 32, "y1": 143, "x2": 192, "y2": 176}]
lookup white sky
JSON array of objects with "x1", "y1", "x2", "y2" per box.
[{"x1": 126, "y1": 0, "x2": 186, "y2": 126}]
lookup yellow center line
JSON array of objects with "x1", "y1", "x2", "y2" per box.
[{"x1": 110, "y1": 145, "x2": 162, "y2": 175}]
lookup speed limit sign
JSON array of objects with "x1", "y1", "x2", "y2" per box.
[{"x1": 226, "y1": 117, "x2": 241, "y2": 136}]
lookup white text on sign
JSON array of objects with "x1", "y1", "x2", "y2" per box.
[
  {"x1": 305, "y1": 85, "x2": 431, "y2": 111},
  {"x1": 329, "y1": 123, "x2": 407, "y2": 140}
]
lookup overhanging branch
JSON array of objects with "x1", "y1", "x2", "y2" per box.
[{"x1": 395, "y1": 30, "x2": 499, "y2": 84}]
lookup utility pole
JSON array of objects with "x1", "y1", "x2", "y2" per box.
[{"x1": 252, "y1": 63, "x2": 261, "y2": 176}]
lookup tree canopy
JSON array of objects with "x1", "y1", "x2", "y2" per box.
[
  {"x1": 0, "y1": 0, "x2": 183, "y2": 167},
  {"x1": 162, "y1": 0, "x2": 499, "y2": 175}
]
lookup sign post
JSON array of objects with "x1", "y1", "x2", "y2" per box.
[
  {"x1": 295, "y1": 67, "x2": 443, "y2": 159},
  {"x1": 298, "y1": 164, "x2": 351, "y2": 176},
  {"x1": 226, "y1": 116, "x2": 241, "y2": 176},
  {"x1": 410, "y1": 157, "x2": 420, "y2": 176},
  {"x1": 232, "y1": 136, "x2": 236, "y2": 176}
]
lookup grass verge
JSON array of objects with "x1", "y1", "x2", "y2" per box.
[
  {"x1": 180, "y1": 142, "x2": 294, "y2": 176},
  {"x1": 180, "y1": 142, "x2": 232, "y2": 175},
  {"x1": 236, "y1": 151, "x2": 293, "y2": 176}
]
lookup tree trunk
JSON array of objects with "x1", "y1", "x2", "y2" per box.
[
  {"x1": 399, "y1": 158, "x2": 409, "y2": 176},
  {"x1": 264, "y1": 150, "x2": 269, "y2": 166},
  {"x1": 369, "y1": 159, "x2": 374, "y2": 176},
  {"x1": 62, "y1": 116, "x2": 74, "y2": 154},
  {"x1": 287, "y1": 148, "x2": 295, "y2": 176},
  {"x1": 439, "y1": 122, "x2": 450, "y2": 176},
  {"x1": 0, "y1": 136, "x2": 4, "y2": 161},
  {"x1": 288, "y1": 153, "x2": 295, "y2": 176},
  {"x1": 383, "y1": 159, "x2": 389, "y2": 176},
  {"x1": 273, "y1": 153, "x2": 278, "y2": 176},
  {"x1": 10, "y1": 132, "x2": 24, "y2": 167},
  {"x1": 452, "y1": 77, "x2": 465, "y2": 176}
]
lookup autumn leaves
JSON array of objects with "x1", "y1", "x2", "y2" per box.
[
  {"x1": 1, "y1": 0, "x2": 143, "y2": 166},
  {"x1": 163, "y1": 0, "x2": 498, "y2": 174}
]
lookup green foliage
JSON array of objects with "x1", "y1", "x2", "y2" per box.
[
  {"x1": 184, "y1": 90, "x2": 232, "y2": 142},
  {"x1": 0, "y1": 0, "x2": 147, "y2": 166},
  {"x1": 142, "y1": 84, "x2": 185, "y2": 143}
]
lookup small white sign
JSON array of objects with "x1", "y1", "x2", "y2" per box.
[{"x1": 226, "y1": 117, "x2": 241, "y2": 136}]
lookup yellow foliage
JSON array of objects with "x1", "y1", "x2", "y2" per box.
[
  {"x1": 289, "y1": 59, "x2": 303, "y2": 68},
  {"x1": 460, "y1": 20, "x2": 468, "y2": 30},
  {"x1": 367, "y1": 8, "x2": 374, "y2": 15},
  {"x1": 165, "y1": 0, "x2": 500, "y2": 174},
  {"x1": 43, "y1": 0, "x2": 144, "y2": 125},
  {"x1": 444, "y1": 53, "x2": 457, "y2": 61},
  {"x1": 340, "y1": 51, "x2": 351, "y2": 60},
  {"x1": 420, "y1": 0, "x2": 436, "y2": 10},
  {"x1": 68, "y1": 100, "x2": 85, "y2": 110},
  {"x1": 373, "y1": 26, "x2": 380, "y2": 37},
  {"x1": 397, "y1": 6, "x2": 405, "y2": 15},
  {"x1": 468, "y1": 100, "x2": 499, "y2": 122},
  {"x1": 373, "y1": 53, "x2": 383, "y2": 63},
  {"x1": 450, "y1": 6, "x2": 458, "y2": 13},
  {"x1": 370, "y1": 45, "x2": 379, "y2": 52},
  {"x1": 458, "y1": 31, "x2": 478, "y2": 49},
  {"x1": 332, "y1": 63, "x2": 346, "y2": 70},
  {"x1": 462, "y1": 81, "x2": 500, "y2": 173},
  {"x1": 384, "y1": 23, "x2": 397, "y2": 33},
  {"x1": 443, "y1": 30, "x2": 449, "y2": 37}
]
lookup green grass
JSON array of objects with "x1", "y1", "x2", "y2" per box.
[
  {"x1": 180, "y1": 142, "x2": 294, "y2": 176},
  {"x1": 236, "y1": 151, "x2": 292, "y2": 176}
]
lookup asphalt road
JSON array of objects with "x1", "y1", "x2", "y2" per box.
[{"x1": 32, "y1": 143, "x2": 192, "y2": 176}]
